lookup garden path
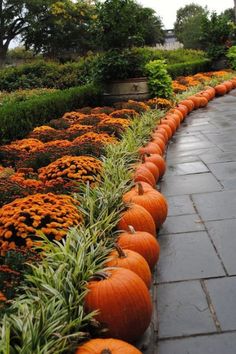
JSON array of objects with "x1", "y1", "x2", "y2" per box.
[{"x1": 147, "y1": 90, "x2": 236, "y2": 353}]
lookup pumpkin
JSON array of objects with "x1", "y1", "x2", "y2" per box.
[
  {"x1": 150, "y1": 136, "x2": 166, "y2": 154},
  {"x1": 179, "y1": 99, "x2": 194, "y2": 113},
  {"x1": 105, "y1": 245, "x2": 152, "y2": 288},
  {"x1": 142, "y1": 154, "x2": 166, "y2": 178},
  {"x1": 215, "y1": 84, "x2": 227, "y2": 96},
  {"x1": 168, "y1": 108, "x2": 184, "y2": 122},
  {"x1": 195, "y1": 95, "x2": 208, "y2": 107},
  {"x1": 176, "y1": 104, "x2": 188, "y2": 119},
  {"x1": 160, "y1": 119, "x2": 176, "y2": 135},
  {"x1": 154, "y1": 127, "x2": 169, "y2": 142},
  {"x1": 117, "y1": 226, "x2": 160, "y2": 270},
  {"x1": 158, "y1": 123, "x2": 172, "y2": 139},
  {"x1": 133, "y1": 165, "x2": 156, "y2": 187},
  {"x1": 138, "y1": 142, "x2": 162, "y2": 156},
  {"x1": 75, "y1": 338, "x2": 142, "y2": 353},
  {"x1": 198, "y1": 91, "x2": 211, "y2": 101},
  {"x1": 117, "y1": 203, "x2": 156, "y2": 237},
  {"x1": 140, "y1": 159, "x2": 160, "y2": 182},
  {"x1": 186, "y1": 96, "x2": 200, "y2": 109},
  {"x1": 205, "y1": 86, "x2": 216, "y2": 99},
  {"x1": 230, "y1": 79, "x2": 236, "y2": 89},
  {"x1": 123, "y1": 183, "x2": 168, "y2": 228},
  {"x1": 165, "y1": 114, "x2": 181, "y2": 128},
  {"x1": 84, "y1": 267, "x2": 152, "y2": 342},
  {"x1": 223, "y1": 81, "x2": 233, "y2": 92}
]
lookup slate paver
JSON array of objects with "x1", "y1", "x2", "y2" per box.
[
  {"x1": 205, "y1": 219, "x2": 236, "y2": 275},
  {"x1": 157, "y1": 232, "x2": 225, "y2": 282},
  {"x1": 158, "y1": 332, "x2": 236, "y2": 354},
  {"x1": 199, "y1": 151, "x2": 236, "y2": 164},
  {"x1": 157, "y1": 281, "x2": 216, "y2": 338},
  {"x1": 192, "y1": 190, "x2": 236, "y2": 221},
  {"x1": 150, "y1": 91, "x2": 236, "y2": 354},
  {"x1": 207, "y1": 161, "x2": 236, "y2": 181},
  {"x1": 166, "y1": 161, "x2": 209, "y2": 176},
  {"x1": 205, "y1": 277, "x2": 236, "y2": 331},
  {"x1": 166, "y1": 195, "x2": 196, "y2": 216},
  {"x1": 161, "y1": 173, "x2": 221, "y2": 196},
  {"x1": 160, "y1": 214, "x2": 205, "y2": 235}
]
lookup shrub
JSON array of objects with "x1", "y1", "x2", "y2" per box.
[
  {"x1": 0, "y1": 84, "x2": 102, "y2": 143},
  {"x1": 145, "y1": 60, "x2": 173, "y2": 98},
  {"x1": 167, "y1": 59, "x2": 211, "y2": 78},
  {"x1": 92, "y1": 47, "x2": 207, "y2": 82},
  {"x1": 226, "y1": 46, "x2": 236, "y2": 70}
]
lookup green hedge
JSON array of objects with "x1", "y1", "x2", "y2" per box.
[
  {"x1": 0, "y1": 57, "x2": 98, "y2": 91},
  {"x1": 0, "y1": 83, "x2": 102, "y2": 143},
  {"x1": 0, "y1": 49, "x2": 208, "y2": 91},
  {"x1": 167, "y1": 59, "x2": 211, "y2": 78}
]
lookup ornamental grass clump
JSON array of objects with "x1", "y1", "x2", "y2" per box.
[
  {"x1": 0, "y1": 193, "x2": 82, "y2": 254},
  {"x1": 38, "y1": 155, "x2": 103, "y2": 189}
]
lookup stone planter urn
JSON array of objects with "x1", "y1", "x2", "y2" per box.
[{"x1": 103, "y1": 77, "x2": 150, "y2": 104}]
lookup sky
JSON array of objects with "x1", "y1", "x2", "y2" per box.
[{"x1": 138, "y1": 0, "x2": 234, "y2": 29}]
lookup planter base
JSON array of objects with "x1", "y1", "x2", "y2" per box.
[{"x1": 103, "y1": 77, "x2": 150, "y2": 104}]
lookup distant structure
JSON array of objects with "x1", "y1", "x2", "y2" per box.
[{"x1": 156, "y1": 29, "x2": 183, "y2": 50}]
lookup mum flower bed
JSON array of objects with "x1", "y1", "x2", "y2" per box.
[{"x1": 0, "y1": 70, "x2": 235, "y2": 352}]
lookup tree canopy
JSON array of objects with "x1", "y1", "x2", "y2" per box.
[
  {"x1": 174, "y1": 3, "x2": 208, "y2": 49},
  {"x1": 94, "y1": 0, "x2": 165, "y2": 50}
]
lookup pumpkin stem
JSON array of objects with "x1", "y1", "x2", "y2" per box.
[
  {"x1": 141, "y1": 154, "x2": 146, "y2": 163},
  {"x1": 128, "y1": 225, "x2": 136, "y2": 234},
  {"x1": 115, "y1": 244, "x2": 127, "y2": 258},
  {"x1": 137, "y1": 182, "x2": 144, "y2": 195},
  {"x1": 101, "y1": 349, "x2": 112, "y2": 354}
]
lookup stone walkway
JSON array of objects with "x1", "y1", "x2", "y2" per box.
[{"x1": 153, "y1": 90, "x2": 236, "y2": 353}]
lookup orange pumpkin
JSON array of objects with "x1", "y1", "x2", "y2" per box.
[
  {"x1": 195, "y1": 95, "x2": 208, "y2": 107},
  {"x1": 215, "y1": 84, "x2": 227, "y2": 96},
  {"x1": 187, "y1": 96, "x2": 200, "y2": 109},
  {"x1": 105, "y1": 245, "x2": 152, "y2": 288},
  {"x1": 160, "y1": 118, "x2": 176, "y2": 134},
  {"x1": 179, "y1": 99, "x2": 194, "y2": 113},
  {"x1": 139, "y1": 142, "x2": 162, "y2": 156},
  {"x1": 150, "y1": 136, "x2": 166, "y2": 154},
  {"x1": 165, "y1": 114, "x2": 181, "y2": 128},
  {"x1": 168, "y1": 108, "x2": 184, "y2": 122},
  {"x1": 230, "y1": 79, "x2": 236, "y2": 89},
  {"x1": 117, "y1": 203, "x2": 156, "y2": 237},
  {"x1": 140, "y1": 160, "x2": 160, "y2": 182},
  {"x1": 75, "y1": 338, "x2": 142, "y2": 353},
  {"x1": 117, "y1": 226, "x2": 160, "y2": 270},
  {"x1": 123, "y1": 183, "x2": 168, "y2": 228},
  {"x1": 176, "y1": 104, "x2": 188, "y2": 119},
  {"x1": 153, "y1": 127, "x2": 169, "y2": 142},
  {"x1": 142, "y1": 153, "x2": 166, "y2": 178},
  {"x1": 133, "y1": 165, "x2": 156, "y2": 187},
  {"x1": 223, "y1": 81, "x2": 233, "y2": 92},
  {"x1": 158, "y1": 123, "x2": 172, "y2": 139},
  {"x1": 84, "y1": 267, "x2": 152, "y2": 342},
  {"x1": 205, "y1": 86, "x2": 216, "y2": 99}
]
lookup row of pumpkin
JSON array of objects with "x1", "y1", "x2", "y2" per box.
[
  {"x1": 75, "y1": 77, "x2": 236, "y2": 353},
  {"x1": 0, "y1": 74, "x2": 235, "y2": 352}
]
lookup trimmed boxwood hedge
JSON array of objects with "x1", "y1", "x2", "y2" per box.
[
  {"x1": 0, "y1": 83, "x2": 102, "y2": 144},
  {"x1": 167, "y1": 59, "x2": 211, "y2": 78}
]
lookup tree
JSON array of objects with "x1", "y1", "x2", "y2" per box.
[
  {"x1": 0, "y1": 0, "x2": 29, "y2": 65},
  {"x1": 94, "y1": 0, "x2": 164, "y2": 50},
  {"x1": 174, "y1": 3, "x2": 208, "y2": 49},
  {"x1": 23, "y1": 0, "x2": 96, "y2": 58},
  {"x1": 200, "y1": 12, "x2": 236, "y2": 60}
]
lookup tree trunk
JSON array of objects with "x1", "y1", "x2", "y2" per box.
[{"x1": 0, "y1": 46, "x2": 7, "y2": 67}]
